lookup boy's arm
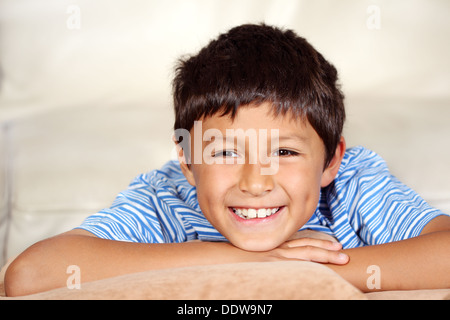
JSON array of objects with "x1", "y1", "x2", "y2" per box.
[
  {"x1": 6, "y1": 216, "x2": 448, "y2": 296},
  {"x1": 4, "y1": 229, "x2": 344, "y2": 297},
  {"x1": 326, "y1": 215, "x2": 450, "y2": 292},
  {"x1": 3, "y1": 229, "x2": 253, "y2": 296}
]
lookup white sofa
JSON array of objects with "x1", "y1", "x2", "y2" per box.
[{"x1": 1, "y1": 0, "x2": 449, "y2": 275}]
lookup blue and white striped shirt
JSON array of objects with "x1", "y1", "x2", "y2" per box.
[{"x1": 77, "y1": 146, "x2": 446, "y2": 249}]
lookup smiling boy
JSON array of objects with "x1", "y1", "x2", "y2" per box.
[
  {"x1": 178, "y1": 103, "x2": 341, "y2": 252},
  {"x1": 5, "y1": 24, "x2": 450, "y2": 296}
]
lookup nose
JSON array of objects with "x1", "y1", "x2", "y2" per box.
[{"x1": 238, "y1": 162, "x2": 275, "y2": 196}]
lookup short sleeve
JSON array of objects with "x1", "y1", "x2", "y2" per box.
[
  {"x1": 336, "y1": 147, "x2": 446, "y2": 246},
  {"x1": 76, "y1": 170, "x2": 194, "y2": 243},
  {"x1": 311, "y1": 147, "x2": 448, "y2": 248}
]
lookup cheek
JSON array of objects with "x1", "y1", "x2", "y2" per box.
[
  {"x1": 277, "y1": 164, "x2": 322, "y2": 203},
  {"x1": 192, "y1": 165, "x2": 236, "y2": 211}
]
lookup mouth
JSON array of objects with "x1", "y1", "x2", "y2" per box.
[{"x1": 230, "y1": 207, "x2": 283, "y2": 220}]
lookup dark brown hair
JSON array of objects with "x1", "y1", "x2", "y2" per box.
[{"x1": 173, "y1": 24, "x2": 345, "y2": 166}]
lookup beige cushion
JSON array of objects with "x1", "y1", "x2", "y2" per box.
[
  {"x1": 1, "y1": 0, "x2": 449, "y2": 281},
  {"x1": 2, "y1": 259, "x2": 450, "y2": 300},
  {"x1": 2, "y1": 261, "x2": 366, "y2": 300}
]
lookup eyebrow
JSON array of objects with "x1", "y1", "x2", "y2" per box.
[
  {"x1": 203, "y1": 133, "x2": 235, "y2": 144},
  {"x1": 276, "y1": 134, "x2": 310, "y2": 144},
  {"x1": 203, "y1": 132, "x2": 310, "y2": 147}
]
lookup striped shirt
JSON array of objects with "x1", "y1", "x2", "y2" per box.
[{"x1": 77, "y1": 146, "x2": 446, "y2": 249}]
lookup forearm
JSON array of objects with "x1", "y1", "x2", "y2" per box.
[
  {"x1": 4, "y1": 233, "x2": 259, "y2": 297},
  {"x1": 327, "y1": 231, "x2": 450, "y2": 292}
]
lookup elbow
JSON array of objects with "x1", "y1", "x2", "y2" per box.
[
  {"x1": 4, "y1": 241, "x2": 51, "y2": 297},
  {"x1": 4, "y1": 255, "x2": 37, "y2": 297},
  {"x1": 4, "y1": 234, "x2": 84, "y2": 297}
]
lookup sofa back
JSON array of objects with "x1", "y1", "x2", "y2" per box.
[{"x1": 1, "y1": 0, "x2": 449, "y2": 266}]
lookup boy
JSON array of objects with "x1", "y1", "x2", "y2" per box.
[{"x1": 5, "y1": 24, "x2": 450, "y2": 296}]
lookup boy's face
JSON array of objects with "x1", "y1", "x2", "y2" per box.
[{"x1": 179, "y1": 102, "x2": 344, "y2": 251}]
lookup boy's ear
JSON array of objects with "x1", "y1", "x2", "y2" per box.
[
  {"x1": 173, "y1": 135, "x2": 196, "y2": 187},
  {"x1": 321, "y1": 137, "x2": 346, "y2": 188}
]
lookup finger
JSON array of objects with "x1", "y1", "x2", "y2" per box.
[
  {"x1": 283, "y1": 238, "x2": 343, "y2": 251},
  {"x1": 276, "y1": 246, "x2": 349, "y2": 265}
]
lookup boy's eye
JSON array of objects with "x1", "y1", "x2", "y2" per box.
[
  {"x1": 273, "y1": 149, "x2": 299, "y2": 157},
  {"x1": 213, "y1": 150, "x2": 239, "y2": 158}
]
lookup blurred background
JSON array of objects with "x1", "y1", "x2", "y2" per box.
[{"x1": 1, "y1": 0, "x2": 449, "y2": 266}]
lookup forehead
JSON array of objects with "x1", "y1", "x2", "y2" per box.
[{"x1": 199, "y1": 103, "x2": 316, "y2": 139}]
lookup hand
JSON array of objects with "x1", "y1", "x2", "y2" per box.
[
  {"x1": 266, "y1": 236, "x2": 349, "y2": 265},
  {"x1": 288, "y1": 229, "x2": 339, "y2": 242}
]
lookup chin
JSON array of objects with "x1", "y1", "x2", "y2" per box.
[{"x1": 230, "y1": 236, "x2": 283, "y2": 252}]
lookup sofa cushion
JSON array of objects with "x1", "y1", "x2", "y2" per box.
[
  {"x1": 5, "y1": 104, "x2": 174, "y2": 258},
  {"x1": 0, "y1": 127, "x2": 8, "y2": 267},
  {"x1": 344, "y1": 97, "x2": 450, "y2": 213},
  {"x1": 3, "y1": 261, "x2": 367, "y2": 300},
  {"x1": 1, "y1": 0, "x2": 449, "y2": 272}
]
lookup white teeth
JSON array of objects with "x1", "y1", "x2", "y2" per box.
[
  {"x1": 248, "y1": 209, "x2": 257, "y2": 218},
  {"x1": 257, "y1": 209, "x2": 265, "y2": 218},
  {"x1": 232, "y1": 207, "x2": 280, "y2": 219}
]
